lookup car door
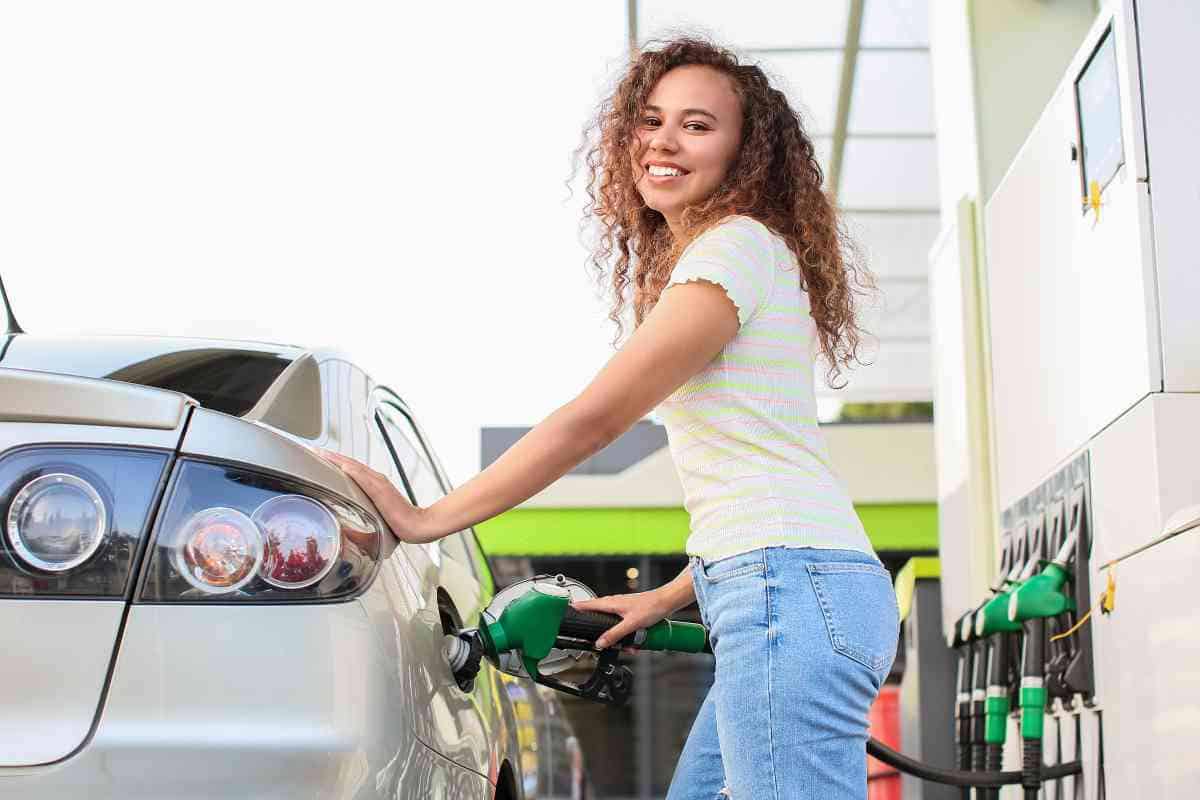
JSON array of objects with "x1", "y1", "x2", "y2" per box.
[{"x1": 372, "y1": 395, "x2": 497, "y2": 779}]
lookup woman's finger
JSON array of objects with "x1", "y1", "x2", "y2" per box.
[
  {"x1": 315, "y1": 449, "x2": 344, "y2": 467},
  {"x1": 324, "y1": 453, "x2": 378, "y2": 485},
  {"x1": 595, "y1": 618, "x2": 640, "y2": 651},
  {"x1": 320, "y1": 451, "x2": 357, "y2": 472}
]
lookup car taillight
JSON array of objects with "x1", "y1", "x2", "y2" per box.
[
  {"x1": 8, "y1": 473, "x2": 108, "y2": 572},
  {"x1": 174, "y1": 507, "x2": 262, "y2": 593},
  {"x1": 1, "y1": 447, "x2": 169, "y2": 598},
  {"x1": 140, "y1": 460, "x2": 381, "y2": 603},
  {"x1": 253, "y1": 495, "x2": 340, "y2": 589}
]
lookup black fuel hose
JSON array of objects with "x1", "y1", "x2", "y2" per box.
[
  {"x1": 970, "y1": 638, "x2": 989, "y2": 772},
  {"x1": 866, "y1": 738, "x2": 1081, "y2": 788},
  {"x1": 984, "y1": 743, "x2": 1004, "y2": 800}
]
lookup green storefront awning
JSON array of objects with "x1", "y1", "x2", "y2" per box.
[{"x1": 476, "y1": 504, "x2": 937, "y2": 556}]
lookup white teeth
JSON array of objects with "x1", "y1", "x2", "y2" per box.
[{"x1": 648, "y1": 165, "x2": 684, "y2": 177}]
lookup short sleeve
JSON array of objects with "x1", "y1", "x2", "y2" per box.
[{"x1": 665, "y1": 216, "x2": 778, "y2": 327}]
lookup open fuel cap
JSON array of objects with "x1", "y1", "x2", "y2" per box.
[{"x1": 484, "y1": 574, "x2": 597, "y2": 678}]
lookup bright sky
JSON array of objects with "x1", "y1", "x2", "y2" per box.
[{"x1": 1, "y1": 3, "x2": 636, "y2": 484}]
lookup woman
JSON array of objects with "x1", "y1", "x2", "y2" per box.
[{"x1": 324, "y1": 37, "x2": 899, "y2": 800}]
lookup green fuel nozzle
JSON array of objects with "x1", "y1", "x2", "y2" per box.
[
  {"x1": 447, "y1": 574, "x2": 710, "y2": 706},
  {"x1": 1007, "y1": 530, "x2": 1079, "y2": 623},
  {"x1": 476, "y1": 587, "x2": 567, "y2": 681},
  {"x1": 974, "y1": 543, "x2": 1030, "y2": 639},
  {"x1": 1008, "y1": 563, "x2": 1075, "y2": 621},
  {"x1": 976, "y1": 591, "x2": 1018, "y2": 751},
  {"x1": 476, "y1": 584, "x2": 709, "y2": 672},
  {"x1": 968, "y1": 538, "x2": 1028, "y2": 765},
  {"x1": 976, "y1": 586, "x2": 1025, "y2": 637}
]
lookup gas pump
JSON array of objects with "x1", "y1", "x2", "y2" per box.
[{"x1": 933, "y1": 4, "x2": 1200, "y2": 795}]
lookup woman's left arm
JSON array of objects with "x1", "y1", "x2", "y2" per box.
[{"x1": 325, "y1": 280, "x2": 738, "y2": 543}]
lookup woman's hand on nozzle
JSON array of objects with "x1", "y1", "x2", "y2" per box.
[{"x1": 570, "y1": 589, "x2": 673, "y2": 651}]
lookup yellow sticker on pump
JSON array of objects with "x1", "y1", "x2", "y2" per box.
[
  {"x1": 1086, "y1": 179, "x2": 1103, "y2": 220},
  {"x1": 1102, "y1": 567, "x2": 1116, "y2": 614}
]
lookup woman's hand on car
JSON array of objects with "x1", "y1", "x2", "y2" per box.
[
  {"x1": 570, "y1": 589, "x2": 674, "y2": 651},
  {"x1": 317, "y1": 450, "x2": 440, "y2": 544}
]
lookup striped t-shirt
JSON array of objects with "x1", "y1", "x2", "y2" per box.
[{"x1": 656, "y1": 215, "x2": 875, "y2": 563}]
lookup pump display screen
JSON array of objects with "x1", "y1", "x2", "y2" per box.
[{"x1": 1075, "y1": 27, "x2": 1124, "y2": 199}]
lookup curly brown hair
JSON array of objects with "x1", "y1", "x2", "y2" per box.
[{"x1": 577, "y1": 36, "x2": 875, "y2": 387}]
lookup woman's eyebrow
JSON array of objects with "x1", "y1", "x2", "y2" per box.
[{"x1": 644, "y1": 104, "x2": 719, "y2": 122}]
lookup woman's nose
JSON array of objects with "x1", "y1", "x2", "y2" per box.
[{"x1": 648, "y1": 126, "x2": 679, "y2": 153}]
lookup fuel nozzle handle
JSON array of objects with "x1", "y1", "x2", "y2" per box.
[
  {"x1": 1008, "y1": 529, "x2": 1079, "y2": 623},
  {"x1": 559, "y1": 606, "x2": 711, "y2": 654}
]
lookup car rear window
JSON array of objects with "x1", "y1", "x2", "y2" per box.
[
  {"x1": 109, "y1": 351, "x2": 291, "y2": 416},
  {"x1": 0, "y1": 337, "x2": 294, "y2": 417}
]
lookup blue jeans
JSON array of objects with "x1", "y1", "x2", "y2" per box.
[{"x1": 666, "y1": 547, "x2": 899, "y2": 800}]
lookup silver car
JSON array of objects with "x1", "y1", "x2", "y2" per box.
[{"x1": 0, "y1": 333, "x2": 571, "y2": 799}]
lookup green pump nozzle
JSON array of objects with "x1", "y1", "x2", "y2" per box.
[
  {"x1": 448, "y1": 574, "x2": 709, "y2": 706},
  {"x1": 1007, "y1": 526, "x2": 1079, "y2": 765},
  {"x1": 1008, "y1": 531, "x2": 1078, "y2": 623},
  {"x1": 476, "y1": 583, "x2": 709, "y2": 678},
  {"x1": 973, "y1": 539, "x2": 1025, "y2": 766},
  {"x1": 476, "y1": 587, "x2": 567, "y2": 681},
  {"x1": 977, "y1": 590, "x2": 1024, "y2": 636},
  {"x1": 975, "y1": 555, "x2": 1028, "y2": 638}
]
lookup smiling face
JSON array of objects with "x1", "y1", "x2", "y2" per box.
[{"x1": 631, "y1": 65, "x2": 744, "y2": 235}]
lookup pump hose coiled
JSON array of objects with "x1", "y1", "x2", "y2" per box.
[{"x1": 866, "y1": 738, "x2": 1080, "y2": 789}]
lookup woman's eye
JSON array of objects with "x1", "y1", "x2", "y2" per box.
[
  {"x1": 685, "y1": 122, "x2": 710, "y2": 132},
  {"x1": 641, "y1": 117, "x2": 660, "y2": 127}
]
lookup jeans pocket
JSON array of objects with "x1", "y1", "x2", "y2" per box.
[
  {"x1": 701, "y1": 551, "x2": 766, "y2": 584},
  {"x1": 806, "y1": 562, "x2": 899, "y2": 674}
]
